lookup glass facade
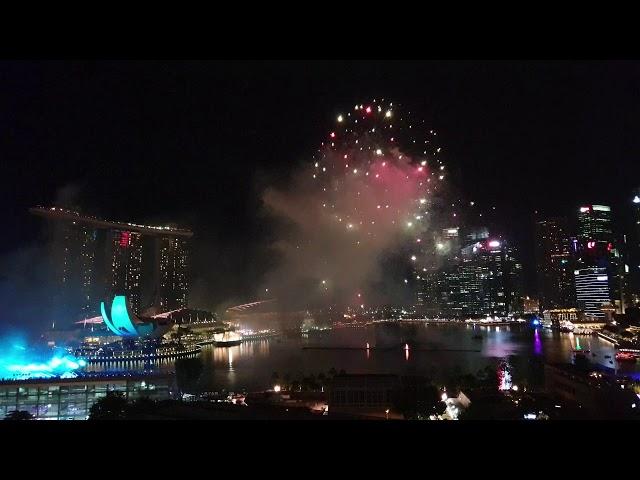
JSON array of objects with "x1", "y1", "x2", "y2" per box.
[
  {"x1": 574, "y1": 267, "x2": 611, "y2": 318},
  {"x1": 157, "y1": 237, "x2": 189, "y2": 311},
  {"x1": 0, "y1": 376, "x2": 172, "y2": 420},
  {"x1": 110, "y1": 230, "x2": 143, "y2": 313},
  {"x1": 534, "y1": 218, "x2": 575, "y2": 310},
  {"x1": 576, "y1": 204, "x2": 625, "y2": 313},
  {"x1": 51, "y1": 222, "x2": 98, "y2": 324},
  {"x1": 417, "y1": 235, "x2": 523, "y2": 318}
]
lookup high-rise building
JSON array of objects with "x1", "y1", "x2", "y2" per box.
[
  {"x1": 157, "y1": 236, "x2": 189, "y2": 310},
  {"x1": 628, "y1": 194, "x2": 640, "y2": 305},
  {"x1": 415, "y1": 226, "x2": 461, "y2": 318},
  {"x1": 458, "y1": 238, "x2": 523, "y2": 317},
  {"x1": 574, "y1": 267, "x2": 611, "y2": 318},
  {"x1": 633, "y1": 194, "x2": 640, "y2": 241},
  {"x1": 419, "y1": 233, "x2": 523, "y2": 318},
  {"x1": 534, "y1": 217, "x2": 575, "y2": 310},
  {"x1": 577, "y1": 204, "x2": 613, "y2": 241},
  {"x1": 50, "y1": 221, "x2": 98, "y2": 322},
  {"x1": 576, "y1": 204, "x2": 624, "y2": 313},
  {"x1": 109, "y1": 230, "x2": 144, "y2": 314},
  {"x1": 31, "y1": 207, "x2": 193, "y2": 325}
]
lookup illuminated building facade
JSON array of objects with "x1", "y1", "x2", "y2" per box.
[
  {"x1": 534, "y1": 218, "x2": 575, "y2": 310},
  {"x1": 578, "y1": 204, "x2": 613, "y2": 242},
  {"x1": 0, "y1": 375, "x2": 172, "y2": 420},
  {"x1": 109, "y1": 230, "x2": 143, "y2": 314},
  {"x1": 457, "y1": 238, "x2": 523, "y2": 317},
  {"x1": 418, "y1": 232, "x2": 523, "y2": 318},
  {"x1": 49, "y1": 221, "x2": 98, "y2": 323},
  {"x1": 522, "y1": 296, "x2": 540, "y2": 314},
  {"x1": 31, "y1": 207, "x2": 193, "y2": 324},
  {"x1": 157, "y1": 236, "x2": 189, "y2": 310},
  {"x1": 574, "y1": 267, "x2": 611, "y2": 318},
  {"x1": 100, "y1": 295, "x2": 155, "y2": 337},
  {"x1": 576, "y1": 204, "x2": 625, "y2": 313},
  {"x1": 416, "y1": 226, "x2": 462, "y2": 317},
  {"x1": 629, "y1": 193, "x2": 640, "y2": 305}
]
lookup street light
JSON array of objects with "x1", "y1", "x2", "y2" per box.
[{"x1": 385, "y1": 409, "x2": 390, "y2": 420}]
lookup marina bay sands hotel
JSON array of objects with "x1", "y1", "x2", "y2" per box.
[{"x1": 31, "y1": 206, "x2": 193, "y2": 325}]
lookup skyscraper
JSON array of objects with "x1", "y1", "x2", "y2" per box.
[
  {"x1": 576, "y1": 204, "x2": 624, "y2": 312},
  {"x1": 534, "y1": 217, "x2": 575, "y2": 310},
  {"x1": 629, "y1": 193, "x2": 640, "y2": 305},
  {"x1": 458, "y1": 238, "x2": 522, "y2": 317},
  {"x1": 31, "y1": 207, "x2": 193, "y2": 324},
  {"x1": 419, "y1": 233, "x2": 523, "y2": 318},
  {"x1": 415, "y1": 226, "x2": 461, "y2": 317},
  {"x1": 50, "y1": 221, "x2": 97, "y2": 323},
  {"x1": 109, "y1": 230, "x2": 143, "y2": 314},
  {"x1": 157, "y1": 236, "x2": 189, "y2": 310},
  {"x1": 577, "y1": 204, "x2": 613, "y2": 242}
]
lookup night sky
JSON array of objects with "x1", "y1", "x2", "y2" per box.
[{"x1": 2, "y1": 60, "x2": 640, "y2": 310}]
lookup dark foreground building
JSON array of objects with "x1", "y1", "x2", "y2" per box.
[
  {"x1": 544, "y1": 363, "x2": 639, "y2": 419},
  {"x1": 328, "y1": 374, "x2": 402, "y2": 418},
  {"x1": 0, "y1": 374, "x2": 174, "y2": 420}
]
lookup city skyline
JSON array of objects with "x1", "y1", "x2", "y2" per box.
[
  {"x1": 3, "y1": 61, "x2": 640, "y2": 317},
  {"x1": 3, "y1": 60, "x2": 640, "y2": 423}
]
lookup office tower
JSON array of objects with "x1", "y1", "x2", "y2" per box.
[
  {"x1": 419, "y1": 233, "x2": 522, "y2": 318},
  {"x1": 534, "y1": 217, "x2": 575, "y2": 310},
  {"x1": 577, "y1": 204, "x2": 613, "y2": 242},
  {"x1": 458, "y1": 238, "x2": 523, "y2": 317},
  {"x1": 576, "y1": 204, "x2": 623, "y2": 312},
  {"x1": 574, "y1": 267, "x2": 611, "y2": 318},
  {"x1": 415, "y1": 226, "x2": 461, "y2": 317}
]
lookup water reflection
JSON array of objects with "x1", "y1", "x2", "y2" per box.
[
  {"x1": 80, "y1": 326, "x2": 636, "y2": 392},
  {"x1": 534, "y1": 328, "x2": 542, "y2": 356}
]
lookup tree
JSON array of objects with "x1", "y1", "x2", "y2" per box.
[
  {"x1": 4, "y1": 410, "x2": 34, "y2": 421},
  {"x1": 89, "y1": 391, "x2": 128, "y2": 420},
  {"x1": 127, "y1": 396, "x2": 157, "y2": 418}
]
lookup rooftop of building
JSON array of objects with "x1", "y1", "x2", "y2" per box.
[{"x1": 30, "y1": 206, "x2": 193, "y2": 238}]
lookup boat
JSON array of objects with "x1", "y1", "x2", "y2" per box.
[
  {"x1": 213, "y1": 331, "x2": 242, "y2": 347},
  {"x1": 615, "y1": 351, "x2": 637, "y2": 362}
]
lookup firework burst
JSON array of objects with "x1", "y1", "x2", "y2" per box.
[{"x1": 263, "y1": 99, "x2": 449, "y2": 308}]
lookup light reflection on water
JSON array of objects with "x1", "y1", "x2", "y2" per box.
[{"x1": 84, "y1": 325, "x2": 633, "y2": 392}]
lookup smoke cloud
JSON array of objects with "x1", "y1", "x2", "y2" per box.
[{"x1": 262, "y1": 148, "x2": 431, "y2": 310}]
